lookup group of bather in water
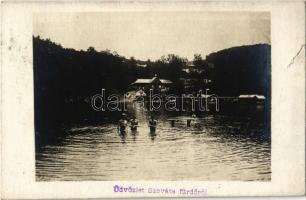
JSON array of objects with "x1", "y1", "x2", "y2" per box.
[
  {"x1": 117, "y1": 113, "x2": 198, "y2": 133},
  {"x1": 117, "y1": 113, "x2": 157, "y2": 133}
]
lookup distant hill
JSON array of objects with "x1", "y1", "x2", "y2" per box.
[
  {"x1": 206, "y1": 44, "x2": 271, "y2": 97},
  {"x1": 33, "y1": 37, "x2": 271, "y2": 139}
]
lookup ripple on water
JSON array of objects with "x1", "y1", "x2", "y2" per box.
[{"x1": 36, "y1": 113, "x2": 271, "y2": 181}]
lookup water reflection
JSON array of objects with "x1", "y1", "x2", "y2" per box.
[
  {"x1": 130, "y1": 130, "x2": 138, "y2": 142},
  {"x1": 119, "y1": 131, "x2": 127, "y2": 144},
  {"x1": 36, "y1": 103, "x2": 270, "y2": 181},
  {"x1": 149, "y1": 131, "x2": 157, "y2": 142}
]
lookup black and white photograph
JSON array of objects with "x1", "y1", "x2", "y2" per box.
[
  {"x1": 1, "y1": 0, "x2": 306, "y2": 198},
  {"x1": 33, "y1": 12, "x2": 272, "y2": 181}
]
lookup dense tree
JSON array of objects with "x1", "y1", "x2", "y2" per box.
[
  {"x1": 206, "y1": 44, "x2": 271, "y2": 97},
  {"x1": 33, "y1": 36, "x2": 271, "y2": 139}
]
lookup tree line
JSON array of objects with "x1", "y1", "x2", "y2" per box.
[{"x1": 33, "y1": 36, "x2": 270, "y2": 137}]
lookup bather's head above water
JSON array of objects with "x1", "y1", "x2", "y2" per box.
[{"x1": 121, "y1": 113, "x2": 127, "y2": 119}]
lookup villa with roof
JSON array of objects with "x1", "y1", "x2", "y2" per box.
[{"x1": 130, "y1": 75, "x2": 173, "y2": 93}]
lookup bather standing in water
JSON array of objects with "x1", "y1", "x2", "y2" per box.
[
  {"x1": 192, "y1": 113, "x2": 202, "y2": 129},
  {"x1": 130, "y1": 116, "x2": 139, "y2": 131},
  {"x1": 118, "y1": 113, "x2": 128, "y2": 133},
  {"x1": 148, "y1": 115, "x2": 157, "y2": 132},
  {"x1": 187, "y1": 113, "x2": 197, "y2": 127}
]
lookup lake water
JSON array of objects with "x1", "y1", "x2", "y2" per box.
[{"x1": 36, "y1": 104, "x2": 271, "y2": 181}]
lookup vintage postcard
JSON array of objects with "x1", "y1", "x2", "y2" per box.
[{"x1": 1, "y1": 0, "x2": 305, "y2": 198}]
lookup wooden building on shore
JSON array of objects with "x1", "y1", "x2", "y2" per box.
[{"x1": 130, "y1": 75, "x2": 173, "y2": 93}]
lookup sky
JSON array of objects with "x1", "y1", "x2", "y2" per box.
[{"x1": 33, "y1": 12, "x2": 270, "y2": 61}]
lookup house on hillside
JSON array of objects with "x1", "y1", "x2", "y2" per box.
[
  {"x1": 182, "y1": 62, "x2": 204, "y2": 74},
  {"x1": 180, "y1": 77, "x2": 212, "y2": 92},
  {"x1": 136, "y1": 63, "x2": 147, "y2": 68},
  {"x1": 179, "y1": 78, "x2": 197, "y2": 92},
  {"x1": 182, "y1": 61, "x2": 214, "y2": 74},
  {"x1": 130, "y1": 75, "x2": 173, "y2": 93}
]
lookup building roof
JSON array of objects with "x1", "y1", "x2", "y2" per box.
[
  {"x1": 133, "y1": 79, "x2": 153, "y2": 84},
  {"x1": 239, "y1": 94, "x2": 266, "y2": 99},
  {"x1": 131, "y1": 77, "x2": 173, "y2": 85},
  {"x1": 186, "y1": 62, "x2": 195, "y2": 67},
  {"x1": 137, "y1": 63, "x2": 147, "y2": 67},
  {"x1": 160, "y1": 79, "x2": 173, "y2": 84}
]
